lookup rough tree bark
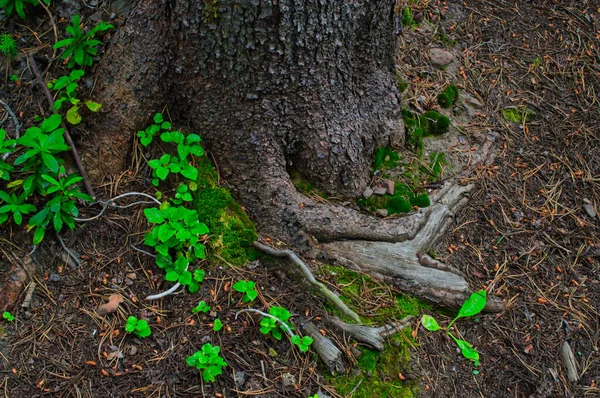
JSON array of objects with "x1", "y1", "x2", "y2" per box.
[{"x1": 84, "y1": 0, "x2": 499, "y2": 311}]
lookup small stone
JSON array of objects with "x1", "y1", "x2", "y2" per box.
[
  {"x1": 583, "y1": 200, "x2": 596, "y2": 218},
  {"x1": 430, "y1": 48, "x2": 454, "y2": 66},
  {"x1": 373, "y1": 187, "x2": 387, "y2": 196},
  {"x1": 376, "y1": 209, "x2": 389, "y2": 217},
  {"x1": 413, "y1": 12, "x2": 424, "y2": 22},
  {"x1": 362, "y1": 187, "x2": 374, "y2": 199},
  {"x1": 350, "y1": 346, "x2": 362, "y2": 359},
  {"x1": 382, "y1": 179, "x2": 395, "y2": 195},
  {"x1": 282, "y1": 372, "x2": 297, "y2": 388},
  {"x1": 234, "y1": 370, "x2": 248, "y2": 387}
]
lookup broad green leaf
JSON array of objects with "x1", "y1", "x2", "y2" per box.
[
  {"x1": 422, "y1": 315, "x2": 441, "y2": 331},
  {"x1": 42, "y1": 114, "x2": 62, "y2": 132},
  {"x1": 457, "y1": 290, "x2": 487, "y2": 319},
  {"x1": 156, "y1": 167, "x2": 169, "y2": 181},
  {"x1": 66, "y1": 106, "x2": 82, "y2": 125},
  {"x1": 85, "y1": 101, "x2": 102, "y2": 112},
  {"x1": 70, "y1": 69, "x2": 85, "y2": 80},
  {"x1": 181, "y1": 165, "x2": 198, "y2": 181},
  {"x1": 41, "y1": 153, "x2": 59, "y2": 173},
  {"x1": 32, "y1": 226, "x2": 46, "y2": 245},
  {"x1": 455, "y1": 339, "x2": 480, "y2": 362},
  {"x1": 153, "y1": 113, "x2": 163, "y2": 123},
  {"x1": 144, "y1": 208, "x2": 165, "y2": 223},
  {"x1": 179, "y1": 271, "x2": 192, "y2": 285},
  {"x1": 165, "y1": 270, "x2": 179, "y2": 282}
]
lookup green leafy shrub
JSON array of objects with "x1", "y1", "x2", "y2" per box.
[
  {"x1": 422, "y1": 290, "x2": 486, "y2": 365},
  {"x1": 48, "y1": 69, "x2": 101, "y2": 125},
  {"x1": 186, "y1": 343, "x2": 227, "y2": 382},
  {"x1": 192, "y1": 300, "x2": 211, "y2": 314},
  {"x1": 422, "y1": 111, "x2": 450, "y2": 135},
  {"x1": 2, "y1": 311, "x2": 14, "y2": 322},
  {"x1": 0, "y1": 0, "x2": 42, "y2": 19},
  {"x1": 54, "y1": 15, "x2": 113, "y2": 68},
  {"x1": 437, "y1": 85, "x2": 460, "y2": 108},
  {"x1": 0, "y1": 34, "x2": 18, "y2": 59},
  {"x1": 125, "y1": 315, "x2": 152, "y2": 338},
  {"x1": 0, "y1": 191, "x2": 36, "y2": 225},
  {"x1": 260, "y1": 306, "x2": 293, "y2": 340},
  {"x1": 233, "y1": 280, "x2": 258, "y2": 303}
]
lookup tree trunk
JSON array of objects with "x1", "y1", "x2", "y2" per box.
[
  {"x1": 85, "y1": 0, "x2": 404, "y2": 242},
  {"x1": 84, "y1": 0, "x2": 501, "y2": 311}
]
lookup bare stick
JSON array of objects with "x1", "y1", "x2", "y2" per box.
[
  {"x1": 56, "y1": 233, "x2": 82, "y2": 268},
  {"x1": 253, "y1": 241, "x2": 361, "y2": 324},
  {"x1": 21, "y1": 282, "x2": 37, "y2": 309},
  {"x1": 145, "y1": 259, "x2": 188, "y2": 300},
  {"x1": 28, "y1": 56, "x2": 95, "y2": 199},
  {"x1": 327, "y1": 315, "x2": 413, "y2": 351},
  {"x1": 130, "y1": 244, "x2": 156, "y2": 258},
  {"x1": 75, "y1": 192, "x2": 161, "y2": 222}
]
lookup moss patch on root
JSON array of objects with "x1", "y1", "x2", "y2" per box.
[
  {"x1": 193, "y1": 157, "x2": 257, "y2": 265},
  {"x1": 437, "y1": 84, "x2": 460, "y2": 108},
  {"x1": 320, "y1": 265, "x2": 427, "y2": 397}
]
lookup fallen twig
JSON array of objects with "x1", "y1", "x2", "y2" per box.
[
  {"x1": 253, "y1": 241, "x2": 361, "y2": 323},
  {"x1": 75, "y1": 192, "x2": 160, "y2": 222}
]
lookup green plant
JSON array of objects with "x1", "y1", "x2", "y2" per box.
[
  {"x1": 192, "y1": 300, "x2": 211, "y2": 314},
  {"x1": 125, "y1": 315, "x2": 152, "y2": 338},
  {"x1": 2, "y1": 311, "x2": 14, "y2": 321},
  {"x1": 0, "y1": 34, "x2": 18, "y2": 59},
  {"x1": 422, "y1": 290, "x2": 487, "y2": 365},
  {"x1": 0, "y1": 0, "x2": 43, "y2": 19},
  {"x1": 290, "y1": 335, "x2": 314, "y2": 353},
  {"x1": 213, "y1": 318, "x2": 223, "y2": 331},
  {"x1": 48, "y1": 69, "x2": 101, "y2": 124},
  {"x1": 54, "y1": 15, "x2": 113, "y2": 68},
  {"x1": 437, "y1": 85, "x2": 460, "y2": 108},
  {"x1": 402, "y1": 6, "x2": 414, "y2": 26},
  {"x1": 27, "y1": 166, "x2": 93, "y2": 243},
  {"x1": 186, "y1": 343, "x2": 228, "y2": 382},
  {"x1": 232, "y1": 280, "x2": 258, "y2": 302},
  {"x1": 0, "y1": 190, "x2": 36, "y2": 225},
  {"x1": 259, "y1": 306, "x2": 293, "y2": 340},
  {"x1": 10, "y1": 73, "x2": 19, "y2": 83},
  {"x1": 0, "y1": 129, "x2": 15, "y2": 181},
  {"x1": 372, "y1": 147, "x2": 400, "y2": 171},
  {"x1": 502, "y1": 106, "x2": 536, "y2": 124},
  {"x1": 137, "y1": 113, "x2": 172, "y2": 147}
]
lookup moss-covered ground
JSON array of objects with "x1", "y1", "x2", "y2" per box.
[{"x1": 319, "y1": 265, "x2": 430, "y2": 397}]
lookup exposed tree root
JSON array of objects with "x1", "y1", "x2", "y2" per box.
[
  {"x1": 311, "y1": 182, "x2": 503, "y2": 312},
  {"x1": 326, "y1": 315, "x2": 413, "y2": 351},
  {"x1": 253, "y1": 241, "x2": 361, "y2": 323},
  {"x1": 303, "y1": 321, "x2": 345, "y2": 375}
]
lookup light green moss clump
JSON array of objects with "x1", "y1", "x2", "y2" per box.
[
  {"x1": 502, "y1": 106, "x2": 536, "y2": 123},
  {"x1": 373, "y1": 147, "x2": 401, "y2": 171},
  {"x1": 193, "y1": 158, "x2": 257, "y2": 265},
  {"x1": 437, "y1": 85, "x2": 460, "y2": 108}
]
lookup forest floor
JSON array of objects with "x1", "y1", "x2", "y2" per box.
[{"x1": 0, "y1": 0, "x2": 599, "y2": 397}]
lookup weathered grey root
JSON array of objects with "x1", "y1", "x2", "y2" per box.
[
  {"x1": 327, "y1": 315, "x2": 413, "y2": 351},
  {"x1": 560, "y1": 341, "x2": 579, "y2": 382},
  {"x1": 303, "y1": 322, "x2": 345, "y2": 375},
  {"x1": 253, "y1": 241, "x2": 361, "y2": 324},
  {"x1": 321, "y1": 183, "x2": 503, "y2": 312}
]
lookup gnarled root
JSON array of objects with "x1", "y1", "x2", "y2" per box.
[
  {"x1": 303, "y1": 321, "x2": 345, "y2": 375},
  {"x1": 327, "y1": 315, "x2": 413, "y2": 351}
]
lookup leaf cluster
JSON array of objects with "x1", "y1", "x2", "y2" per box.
[
  {"x1": 186, "y1": 343, "x2": 228, "y2": 383},
  {"x1": 232, "y1": 280, "x2": 258, "y2": 303},
  {"x1": 259, "y1": 306, "x2": 293, "y2": 341},
  {"x1": 48, "y1": 69, "x2": 101, "y2": 125},
  {"x1": 422, "y1": 290, "x2": 487, "y2": 365},
  {"x1": 2, "y1": 311, "x2": 14, "y2": 322},
  {"x1": 54, "y1": 15, "x2": 113, "y2": 68},
  {"x1": 192, "y1": 300, "x2": 210, "y2": 314},
  {"x1": 0, "y1": 0, "x2": 46, "y2": 19},
  {"x1": 125, "y1": 315, "x2": 152, "y2": 338}
]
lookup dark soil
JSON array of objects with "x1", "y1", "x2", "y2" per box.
[{"x1": 1, "y1": 0, "x2": 599, "y2": 397}]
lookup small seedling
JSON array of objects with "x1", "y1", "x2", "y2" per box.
[
  {"x1": 192, "y1": 301, "x2": 211, "y2": 314},
  {"x1": 259, "y1": 306, "x2": 293, "y2": 340},
  {"x1": 232, "y1": 280, "x2": 258, "y2": 302},
  {"x1": 0, "y1": 33, "x2": 18, "y2": 59},
  {"x1": 2, "y1": 311, "x2": 14, "y2": 321},
  {"x1": 0, "y1": 129, "x2": 16, "y2": 181},
  {"x1": 421, "y1": 290, "x2": 487, "y2": 365},
  {"x1": 125, "y1": 315, "x2": 152, "y2": 338},
  {"x1": 186, "y1": 343, "x2": 227, "y2": 382},
  {"x1": 48, "y1": 69, "x2": 101, "y2": 125},
  {"x1": 290, "y1": 335, "x2": 314, "y2": 353},
  {"x1": 0, "y1": 0, "x2": 45, "y2": 19},
  {"x1": 54, "y1": 15, "x2": 113, "y2": 68},
  {"x1": 0, "y1": 190, "x2": 36, "y2": 225},
  {"x1": 213, "y1": 319, "x2": 223, "y2": 331}
]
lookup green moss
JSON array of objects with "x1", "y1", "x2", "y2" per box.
[
  {"x1": 437, "y1": 85, "x2": 460, "y2": 108},
  {"x1": 373, "y1": 147, "x2": 401, "y2": 171},
  {"x1": 502, "y1": 106, "x2": 536, "y2": 123},
  {"x1": 193, "y1": 159, "x2": 257, "y2": 265},
  {"x1": 402, "y1": 7, "x2": 413, "y2": 26},
  {"x1": 410, "y1": 193, "x2": 430, "y2": 208},
  {"x1": 395, "y1": 71, "x2": 409, "y2": 93},
  {"x1": 387, "y1": 196, "x2": 412, "y2": 214},
  {"x1": 422, "y1": 110, "x2": 450, "y2": 135}
]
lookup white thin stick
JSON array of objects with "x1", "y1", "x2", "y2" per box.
[
  {"x1": 146, "y1": 282, "x2": 182, "y2": 300},
  {"x1": 130, "y1": 244, "x2": 156, "y2": 258},
  {"x1": 56, "y1": 233, "x2": 82, "y2": 268},
  {"x1": 235, "y1": 308, "x2": 295, "y2": 338},
  {"x1": 76, "y1": 192, "x2": 161, "y2": 222}
]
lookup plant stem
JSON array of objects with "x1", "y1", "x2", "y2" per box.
[{"x1": 235, "y1": 308, "x2": 295, "y2": 338}]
